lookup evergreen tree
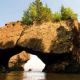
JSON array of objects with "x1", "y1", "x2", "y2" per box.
[
  {"x1": 22, "y1": 0, "x2": 53, "y2": 25},
  {"x1": 22, "y1": 1, "x2": 77, "y2": 25},
  {"x1": 61, "y1": 5, "x2": 65, "y2": 15},
  {"x1": 53, "y1": 12, "x2": 61, "y2": 21},
  {"x1": 41, "y1": 4, "x2": 53, "y2": 22},
  {"x1": 22, "y1": 3, "x2": 37, "y2": 25},
  {"x1": 35, "y1": 0, "x2": 43, "y2": 21},
  {"x1": 61, "y1": 5, "x2": 77, "y2": 20}
]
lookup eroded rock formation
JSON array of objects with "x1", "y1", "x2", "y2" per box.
[
  {"x1": 0, "y1": 21, "x2": 71, "y2": 52},
  {"x1": 9, "y1": 51, "x2": 30, "y2": 71},
  {"x1": 0, "y1": 20, "x2": 79, "y2": 72}
]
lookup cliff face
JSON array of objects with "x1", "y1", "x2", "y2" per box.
[
  {"x1": 0, "y1": 20, "x2": 79, "y2": 72},
  {"x1": 0, "y1": 21, "x2": 72, "y2": 53},
  {"x1": 0, "y1": 21, "x2": 23, "y2": 49}
]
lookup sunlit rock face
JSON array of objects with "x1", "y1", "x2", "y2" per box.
[
  {"x1": 9, "y1": 51, "x2": 30, "y2": 68},
  {"x1": 18, "y1": 21, "x2": 72, "y2": 53},
  {"x1": 0, "y1": 21, "x2": 72, "y2": 53},
  {"x1": 0, "y1": 21, "x2": 24, "y2": 49}
]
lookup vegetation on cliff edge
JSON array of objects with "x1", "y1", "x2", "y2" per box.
[{"x1": 22, "y1": 0, "x2": 77, "y2": 25}]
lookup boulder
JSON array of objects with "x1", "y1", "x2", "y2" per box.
[{"x1": 8, "y1": 51, "x2": 30, "y2": 71}]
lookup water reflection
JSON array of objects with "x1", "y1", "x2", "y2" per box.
[
  {"x1": 0, "y1": 71, "x2": 45, "y2": 80},
  {"x1": 23, "y1": 72, "x2": 46, "y2": 80},
  {"x1": 5, "y1": 72, "x2": 23, "y2": 80},
  {"x1": 1, "y1": 71, "x2": 80, "y2": 80},
  {"x1": 46, "y1": 73, "x2": 80, "y2": 80}
]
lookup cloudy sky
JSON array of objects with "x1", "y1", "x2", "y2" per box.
[{"x1": 0, "y1": 0, "x2": 80, "y2": 26}]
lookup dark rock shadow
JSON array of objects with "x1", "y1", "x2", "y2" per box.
[
  {"x1": 43, "y1": 26, "x2": 80, "y2": 73},
  {"x1": 26, "y1": 38, "x2": 44, "y2": 51},
  {"x1": 50, "y1": 26, "x2": 72, "y2": 53},
  {"x1": 24, "y1": 38, "x2": 73, "y2": 65},
  {"x1": 0, "y1": 41, "x2": 26, "y2": 70}
]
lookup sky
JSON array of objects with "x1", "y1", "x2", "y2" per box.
[
  {"x1": 0, "y1": 0, "x2": 80, "y2": 26},
  {"x1": 0, "y1": 0, "x2": 80, "y2": 71}
]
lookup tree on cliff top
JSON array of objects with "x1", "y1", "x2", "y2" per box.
[
  {"x1": 61, "y1": 5, "x2": 77, "y2": 20},
  {"x1": 22, "y1": 0, "x2": 53, "y2": 25},
  {"x1": 22, "y1": 0, "x2": 77, "y2": 25}
]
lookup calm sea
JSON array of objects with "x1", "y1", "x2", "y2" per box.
[{"x1": 0, "y1": 71, "x2": 80, "y2": 80}]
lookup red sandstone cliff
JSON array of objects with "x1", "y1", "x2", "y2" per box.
[{"x1": 0, "y1": 21, "x2": 73, "y2": 53}]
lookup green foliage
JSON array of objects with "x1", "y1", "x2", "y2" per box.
[
  {"x1": 40, "y1": 4, "x2": 53, "y2": 22},
  {"x1": 34, "y1": 0, "x2": 43, "y2": 22},
  {"x1": 22, "y1": 3, "x2": 37, "y2": 25},
  {"x1": 53, "y1": 12, "x2": 62, "y2": 21},
  {"x1": 61, "y1": 5, "x2": 77, "y2": 20},
  {"x1": 22, "y1": 1, "x2": 77, "y2": 25},
  {"x1": 22, "y1": 0, "x2": 53, "y2": 25},
  {"x1": 52, "y1": 5, "x2": 77, "y2": 22}
]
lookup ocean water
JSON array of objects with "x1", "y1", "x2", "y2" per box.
[{"x1": 0, "y1": 71, "x2": 80, "y2": 80}]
